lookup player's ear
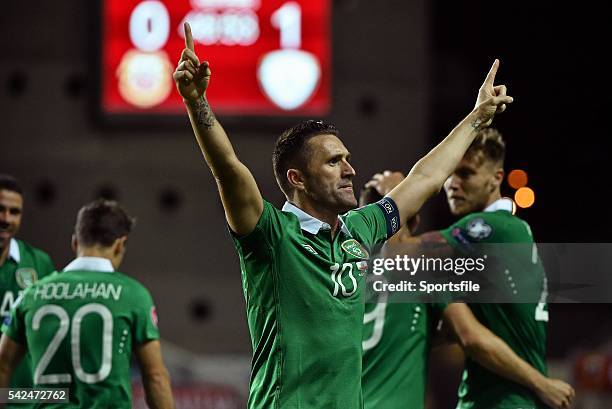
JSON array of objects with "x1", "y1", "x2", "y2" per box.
[
  {"x1": 492, "y1": 168, "x2": 504, "y2": 190},
  {"x1": 71, "y1": 234, "x2": 78, "y2": 253},
  {"x1": 287, "y1": 168, "x2": 306, "y2": 192},
  {"x1": 113, "y1": 236, "x2": 128, "y2": 256}
]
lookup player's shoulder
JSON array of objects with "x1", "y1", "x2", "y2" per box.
[
  {"x1": 15, "y1": 239, "x2": 52, "y2": 262},
  {"x1": 456, "y1": 210, "x2": 533, "y2": 242},
  {"x1": 342, "y1": 202, "x2": 383, "y2": 225},
  {"x1": 260, "y1": 198, "x2": 301, "y2": 229},
  {"x1": 111, "y1": 271, "x2": 149, "y2": 288},
  {"x1": 33, "y1": 270, "x2": 61, "y2": 284},
  {"x1": 111, "y1": 271, "x2": 154, "y2": 297},
  {"x1": 340, "y1": 204, "x2": 379, "y2": 236}
]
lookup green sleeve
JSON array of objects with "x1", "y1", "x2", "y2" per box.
[
  {"x1": 28, "y1": 244, "x2": 56, "y2": 279},
  {"x1": 440, "y1": 212, "x2": 531, "y2": 246},
  {"x1": 132, "y1": 285, "x2": 160, "y2": 345},
  {"x1": 344, "y1": 203, "x2": 389, "y2": 248},
  {"x1": 230, "y1": 199, "x2": 286, "y2": 253},
  {"x1": 440, "y1": 212, "x2": 501, "y2": 249},
  {"x1": 0, "y1": 292, "x2": 27, "y2": 344}
]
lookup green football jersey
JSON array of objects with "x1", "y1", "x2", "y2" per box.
[
  {"x1": 1, "y1": 257, "x2": 159, "y2": 409},
  {"x1": 231, "y1": 199, "x2": 396, "y2": 409},
  {"x1": 362, "y1": 296, "x2": 434, "y2": 409},
  {"x1": 0, "y1": 238, "x2": 55, "y2": 394},
  {"x1": 440, "y1": 199, "x2": 548, "y2": 409}
]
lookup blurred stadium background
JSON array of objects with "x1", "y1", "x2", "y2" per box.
[{"x1": 1, "y1": 0, "x2": 611, "y2": 407}]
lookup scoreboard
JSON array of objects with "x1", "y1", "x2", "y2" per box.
[{"x1": 101, "y1": 0, "x2": 331, "y2": 117}]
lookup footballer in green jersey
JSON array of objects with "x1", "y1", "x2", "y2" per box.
[
  {"x1": 0, "y1": 175, "x2": 55, "y2": 395},
  {"x1": 440, "y1": 200, "x2": 549, "y2": 409},
  {"x1": 362, "y1": 298, "x2": 434, "y2": 409},
  {"x1": 175, "y1": 24, "x2": 514, "y2": 407},
  {"x1": 359, "y1": 187, "x2": 436, "y2": 409},
  {"x1": 0, "y1": 200, "x2": 174, "y2": 409},
  {"x1": 439, "y1": 128, "x2": 560, "y2": 409},
  {"x1": 234, "y1": 199, "x2": 392, "y2": 408},
  {"x1": 360, "y1": 129, "x2": 574, "y2": 409}
]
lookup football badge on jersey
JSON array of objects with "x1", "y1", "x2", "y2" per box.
[
  {"x1": 466, "y1": 218, "x2": 492, "y2": 240},
  {"x1": 341, "y1": 239, "x2": 369, "y2": 259},
  {"x1": 356, "y1": 261, "x2": 369, "y2": 276},
  {"x1": 15, "y1": 268, "x2": 38, "y2": 289}
]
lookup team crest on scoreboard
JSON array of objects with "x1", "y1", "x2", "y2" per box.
[
  {"x1": 15, "y1": 268, "x2": 38, "y2": 289},
  {"x1": 341, "y1": 239, "x2": 369, "y2": 259}
]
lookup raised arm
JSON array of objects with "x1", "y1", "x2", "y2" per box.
[
  {"x1": 173, "y1": 22, "x2": 263, "y2": 235},
  {"x1": 386, "y1": 59, "x2": 513, "y2": 226},
  {"x1": 443, "y1": 304, "x2": 575, "y2": 409}
]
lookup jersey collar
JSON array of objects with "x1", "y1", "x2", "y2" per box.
[
  {"x1": 484, "y1": 197, "x2": 515, "y2": 214},
  {"x1": 282, "y1": 201, "x2": 352, "y2": 237},
  {"x1": 8, "y1": 238, "x2": 20, "y2": 263},
  {"x1": 63, "y1": 257, "x2": 114, "y2": 273}
]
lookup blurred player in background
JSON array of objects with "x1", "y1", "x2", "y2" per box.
[
  {"x1": 360, "y1": 184, "x2": 435, "y2": 409},
  {"x1": 174, "y1": 20, "x2": 512, "y2": 408},
  {"x1": 0, "y1": 199, "x2": 174, "y2": 409},
  {"x1": 0, "y1": 174, "x2": 55, "y2": 395},
  {"x1": 362, "y1": 129, "x2": 574, "y2": 409}
]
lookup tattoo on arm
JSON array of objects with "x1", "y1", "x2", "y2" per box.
[
  {"x1": 470, "y1": 117, "x2": 485, "y2": 130},
  {"x1": 193, "y1": 96, "x2": 216, "y2": 129}
]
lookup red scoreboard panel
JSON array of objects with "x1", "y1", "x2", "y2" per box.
[{"x1": 101, "y1": 0, "x2": 331, "y2": 116}]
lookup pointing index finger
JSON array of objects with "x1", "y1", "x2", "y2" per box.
[
  {"x1": 483, "y1": 58, "x2": 500, "y2": 87},
  {"x1": 184, "y1": 22, "x2": 194, "y2": 52}
]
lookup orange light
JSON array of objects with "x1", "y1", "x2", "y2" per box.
[
  {"x1": 515, "y1": 187, "x2": 535, "y2": 208},
  {"x1": 508, "y1": 169, "x2": 528, "y2": 189}
]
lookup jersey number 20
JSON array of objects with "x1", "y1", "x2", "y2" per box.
[{"x1": 32, "y1": 303, "x2": 113, "y2": 384}]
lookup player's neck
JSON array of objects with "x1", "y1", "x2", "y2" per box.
[
  {"x1": 484, "y1": 191, "x2": 502, "y2": 209},
  {"x1": 290, "y1": 197, "x2": 340, "y2": 235},
  {"x1": 77, "y1": 247, "x2": 117, "y2": 267}
]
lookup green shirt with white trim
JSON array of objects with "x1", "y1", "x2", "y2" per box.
[
  {"x1": 1, "y1": 257, "x2": 159, "y2": 409},
  {"x1": 440, "y1": 199, "x2": 548, "y2": 409},
  {"x1": 232, "y1": 199, "x2": 396, "y2": 409},
  {"x1": 362, "y1": 297, "x2": 435, "y2": 409},
  {"x1": 0, "y1": 238, "x2": 55, "y2": 395}
]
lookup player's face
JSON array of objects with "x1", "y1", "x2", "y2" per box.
[
  {"x1": 444, "y1": 155, "x2": 497, "y2": 216},
  {"x1": 0, "y1": 189, "x2": 23, "y2": 249},
  {"x1": 303, "y1": 134, "x2": 357, "y2": 214}
]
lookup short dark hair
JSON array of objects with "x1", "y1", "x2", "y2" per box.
[
  {"x1": 75, "y1": 199, "x2": 135, "y2": 247},
  {"x1": 272, "y1": 120, "x2": 339, "y2": 197},
  {"x1": 0, "y1": 174, "x2": 23, "y2": 196},
  {"x1": 466, "y1": 128, "x2": 506, "y2": 167}
]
